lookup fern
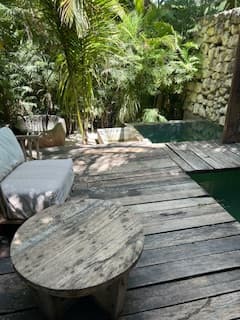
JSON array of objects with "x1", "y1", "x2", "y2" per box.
[{"x1": 142, "y1": 108, "x2": 167, "y2": 123}]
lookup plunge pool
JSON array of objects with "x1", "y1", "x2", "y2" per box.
[
  {"x1": 134, "y1": 120, "x2": 223, "y2": 143},
  {"x1": 190, "y1": 169, "x2": 240, "y2": 222}
]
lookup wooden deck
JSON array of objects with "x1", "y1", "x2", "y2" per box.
[
  {"x1": 167, "y1": 140, "x2": 240, "y2": 172},
  {"x1": 1, "y1": 142, "x2": 240, "y2": 319}
]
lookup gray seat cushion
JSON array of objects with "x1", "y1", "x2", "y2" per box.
[
  {"x1": 1, "y1": 159, "x2": 74, "y2": 219},
  {"x1": 0, "y1": 127, "x2": 25, "y2": 181}
]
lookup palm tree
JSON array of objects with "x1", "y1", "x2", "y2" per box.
[{"x1": 36, "y1": 0, "x2": 121, "y2": 143}]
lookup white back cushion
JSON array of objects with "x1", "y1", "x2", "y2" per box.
[{"x1": 0, "y1": 127, "x2": 25, "y2": 181}]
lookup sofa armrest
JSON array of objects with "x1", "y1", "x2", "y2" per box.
[{"x1": 16, "y1": 134, "x2": 40, "y2": 160}]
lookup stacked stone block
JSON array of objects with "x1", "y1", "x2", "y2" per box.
[{"x1": 184, "y1": 9, "x2": 240, "y2": 126}]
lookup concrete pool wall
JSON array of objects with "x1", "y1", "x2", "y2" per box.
[{"x1": 97, "y1": 127, "x2": 150, "y2": 144}]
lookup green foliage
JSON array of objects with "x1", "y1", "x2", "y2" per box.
[
  {"x1": 134, "y1": 0, "x2": 145, "y2": 14},
  {"x1": 0, "y1": 0, "x2": 201, "y2": 133},
  {"x1": 0, "y1": 2, "x2": 58, "y2": 126},
  {"x1": 98, "y1": 8, "x2": 200, "y2": 124},
  {"x1": 142, "y1": 108, "x2": 167, "y2": 123},
  {"x1": 37, "y1": 0, "x2": 121, "y2": 141},
  {"x1": 150, "y1": 0, "x2": 240, "y2": 37}
]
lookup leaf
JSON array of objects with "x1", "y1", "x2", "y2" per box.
[
  {"x1": 142, "y1": 108, "x2": 167, "y2": 123},
  {"x1": 134, "y1": 0, "x2": 144, "y2": 15}
]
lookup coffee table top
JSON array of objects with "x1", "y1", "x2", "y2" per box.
[{"x1": 10, "y1": 199, "x2": 144, "y2": 297}]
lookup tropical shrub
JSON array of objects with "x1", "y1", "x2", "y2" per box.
[
  {"x1": 0, "y1": 1, "x2": 58, "y2": 127},
  {"x1": 0, "y1": 0, "x2": 209, "y2": 137},
  {"x1": 150, "y1": 0, "x2": 240, "y2": 37},
  {"x1": 97, "y1": 6, "x2": 200, "y2": 124},
  {"x1": 142, "y1": 108, "x2": 167, "y2": 123}
]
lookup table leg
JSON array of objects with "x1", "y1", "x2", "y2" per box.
[
  {"x1": 32, "y1": 289, "x2": 65, "y2": 320},
  {"x1": 93, "y1": 272, "x2": 129, "y2": 320}
]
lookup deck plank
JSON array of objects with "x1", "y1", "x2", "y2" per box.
[
  {"x1": 128, "y1": 250, "x2": 240, "y2": 289},
  {"x1": 167, "y1": 142, "x2": 213, "y2": 170},
  {"x1": 0, "y1": 273, "x2": 36, "y2": 313},
  {"x1": 167, "y1": 141, "x2": 240, "y2": 171},
  {"x1": 121, "y1": 291, "x2": 240, "y2": 320},
  {"x1": 191, "y1": 141, "x2": 240, "y2": 168},
  {"x1": 84, "y1": 181, "x2": 207, "y2": 205},
  {"x1": 181, "y1": 141, "x2": 228, "y2": 169},
  {"x1": 124, "y1": 270, "x2": 240, "y2": 314},
  {"x1": 130, "y1": 196, "x2": 218, "y2": 214},
  {"x1": 222, "y1": 142, "x2": 240, "y2": 157},
  {"x1": 166, "y1": 147, "x2": 194, "y2": 171},
  {"x1": 144, "y1": 221, "x2": 240, "y2": 250},
  {"x1": 83, "y1": 167, "x2": 184, "y2": 186},
  {"x1": 0, "y1": 257, "x2": 14, "y2": 275},
  {"x1": 138, "y1": 235, "x2": 240, "y2": 267},
  {"x1": 137, "y1": 201, "x2": 235, "y2": 234}
]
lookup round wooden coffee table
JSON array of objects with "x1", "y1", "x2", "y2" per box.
[{"x1": 10, "y1": 198, "x2": 144, "y2": 320}]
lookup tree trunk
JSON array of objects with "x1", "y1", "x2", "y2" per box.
[{"x1": 222, "y1": 35, "x2": 240, "y2": 143}]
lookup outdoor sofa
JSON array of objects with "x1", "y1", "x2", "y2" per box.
[{"x1": 0, "y1": 127, "x2": 74, "y2": 220}]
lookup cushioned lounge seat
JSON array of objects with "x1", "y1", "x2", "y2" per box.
[
  {"x1": 1, "y1": 159, "x2": 74, "y2": 219},
  {"x1": 0, "y1": 127, "x2": 74, "y2": 220}
]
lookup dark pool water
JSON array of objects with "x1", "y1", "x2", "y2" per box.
[
  {"x1": 134, "y1": 120, "x2": 223, "y2": 143},
  {"x1": 190, "y1": 170, "x2": 240, "y2": 222}
]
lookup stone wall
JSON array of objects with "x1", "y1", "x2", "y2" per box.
[{"x1": 184, "y1": 9, "x2": 240, "y2": 126}]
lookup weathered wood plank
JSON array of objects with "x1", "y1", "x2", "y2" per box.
[
  {"x1": 128, "y1": 250, "x2": 240, "y2": 289},
  {"x1": 167, "y1": 143, "x2": 213, "y2": 170},
  {"x1": 115, "y1": 186, "x2": 206, "y2": 206},
  {"x1": 166, "y1": 147, "x2": 194, "y2": 171},
  {"x1": 73, "y1": 176, "x2": 197, "y2": 200},
  {"x1": 138, "y1": 235, "x2": 240, "y2": 268},
  {"x1": 78, "y1": 157, "x2": 172, "y2": 176},
  {"x1": 74, "y1": 174, "x2": 186, "y2": 199},
  {"x1": 141, "y1": 202, "x2": 222, "y2": 224},
  {"x1": 222, "y1": 142, "x2": 240, "y2": 157},
  {"x1": 79, "y1": 165, "x2": 182, "y2": 185},
  {"x1": 84, "y1": 167, "x2": 185, "y2": 186},
  {"x1": 144, "y1": 221, "x2": 240, "y2": 250},
  {"x1": 191, "y1": 141, "x2": 240, "y2": 168},
  {"x1": 144, "y1": 212, "x2": 234, "y2": 235},
  {"x1": 0, "y1": 257, "x2": 14, "y2": 275},
  {"x1": 139, "y1": 202, "x2": 234, "y2": 235},
  {"x1": 205, "y1": 142, "x2": 240, "y2": 165},
  {"x1": 103, "y1": 157, "x2": 177, "y2": 173},
  {"x1": 123, "y1": 269, "x2": 240, "y2": 314},
  {"x1": 182, "y1": 141, "x2": 228, "y2": 169},
  {"x1": 0, "y1": 273, "x2": 36, "y2": 313},
  {"x1": 129, "y1": 196, "x2": 216, "y2": 213},
  {"x1": 121, "y1": 291, "x2": 240, "y2": 320},
  {"x1": 73, "y1": 156, "x2": 167, "y2": 177},
  {"x1": 169, "y1": 141, "x2": 240, "y2": 171},
  {"x1": 85, "y1": 182, "x2": 207, "y2": 206}
]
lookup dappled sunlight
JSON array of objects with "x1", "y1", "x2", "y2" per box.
[
  {"x1": 7, "y1": 192, "x2": 51, "y2": 219},
  {"x1": 41, "y1": 215, "x2": 54, "y2": 224},
  {"x1": 35, "y1": 194, "x2": 46, "y2": 212},
  {"x1": 39, "y1": 135, "x2": 168, "y2": 177},
  {"x1": 91, "y1": 154, "x2": 129, "y2": 173},
  {"x1": 8, "y1": 194, "x2": 24, "y2": 213},
  {"x1": 74, "y1": 154, "x2": 131, "y2": 175},
  {"x1": 5, "y1": 189, "x2": 63, "y2": 220},
  {"x1": 12, "y1": 233, "x2": 22, "y2": 246},
  {"x1": 214, "y1": 147, "x2": 225, "y2": 152}
]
